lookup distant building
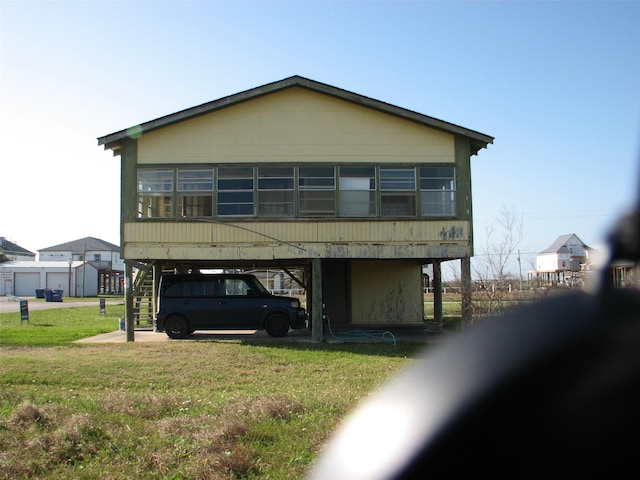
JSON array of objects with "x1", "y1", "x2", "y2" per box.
[
  {"x1": 39, "y1": 236, "x2": 123, "y2": 267},
  {"x1": 531, "y1": 233, "x2": 638, "y2": 288},
  {"x1": 0, "y1": 237, "x2": 123, "y2": 297},
  {"x1": 0, "y1": 261, "x2": 99, "y2": 297},
  {"x1": 38, "y1": 237, "x2": 124, "y2": 295},
  {"x1": 0, "y1": 237, "x2": 36, "y2": 261},
  {"x1": 532, "y1": 234, "x2": 593, "y2": 286}
]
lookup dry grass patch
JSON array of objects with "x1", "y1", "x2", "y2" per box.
[{"x1": 0, "y1": 341, "x2": 424, "y2": 479}]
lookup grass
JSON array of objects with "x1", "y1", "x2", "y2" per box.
[
  {"x1": 0, "y1": 303, "x2": 122, "y2": 346},
  {"x1": 0, "y1": 303, "x2": 427, "y2": 479}
]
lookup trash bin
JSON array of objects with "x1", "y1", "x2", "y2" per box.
[
  {"x1": 53, "y1": 289, "x2": 63, "y2": 301},
  {"x1": 44, "y1": 289, "x2": 53, "y2": 302},
  {"x1": 119, "y1": 318, "x2": 125, "y2": 331},
  {"x1": 35, "y1": 289, "x2": 45, "y2": 298}
]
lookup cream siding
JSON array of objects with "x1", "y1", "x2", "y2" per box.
[
  {"x1": 350, "y1": 260, "x2": 423, "y2": 324},
  {"x1": 123, "y1": 220, "x2": 471, "y2": 261},
  {"x1": 137, "y1": 88, "x2": 455, "y2": 165},
  {"x1": 124, "y1": 220, "x2": 470, "y2": 244}
]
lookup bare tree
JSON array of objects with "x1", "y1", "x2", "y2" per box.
[{"x1": 472, "y1": 205, "x2": 524, "y2": 320}]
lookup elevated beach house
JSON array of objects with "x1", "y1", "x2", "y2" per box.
[{"x1": 98, "y1": 76, "x2": 493, "y2": 340}]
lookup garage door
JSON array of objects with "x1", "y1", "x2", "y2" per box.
[
  {"x1": 46, "y1": 273, "x2": 69, "y2": 293},
  {"x1": 15, "y1": 273, "x2": 41, "y2": 297}
]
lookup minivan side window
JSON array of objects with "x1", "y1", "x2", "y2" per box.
[
  {"x1": 162, "y1": 281, "x2": 183, "y2": 298},
  {"x1": 223, "y1": 278, "x2": 253, "y2": 296},
  {"x1": 163, "y1": 279, "x2": 222, "y2": 297}
]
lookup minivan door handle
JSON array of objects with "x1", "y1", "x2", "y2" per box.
[{"x1": 219, "y1": 301, "x2": 227, "y2": 305}]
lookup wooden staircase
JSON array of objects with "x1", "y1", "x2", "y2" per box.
[{"x1": 132, "y1": 264, "x2": 155, "y2": 329}]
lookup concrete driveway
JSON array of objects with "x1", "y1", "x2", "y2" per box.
[
  {"x1": 76, "y1": 327, "x2": 315, "y2": 343},
  {"x1": 76, "y1": 325, "x2": 437, "y2": 344}
]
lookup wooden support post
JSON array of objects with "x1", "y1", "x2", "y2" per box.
[
  {"x1": 461, "y1": 256, "x2": 472, "y2": 324},
  {"x1": 433, "y1": 260, "x2": 443, "y2": 326},
  {"x1": 311, "y1": 258, "x2": 324, "y2": 343},
  {"x1": 125, "y1": 262, "x2": 135, "y2": 342}
]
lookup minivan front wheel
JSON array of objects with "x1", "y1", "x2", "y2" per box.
[
  {"x1": 265, "y1": 314, "x2": 289, "y2": 337},
  {"x1": 164, "y1": 315, "x2": 189, "y2": 339}
]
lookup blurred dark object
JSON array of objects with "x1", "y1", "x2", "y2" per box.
[{"x1": 309, "y1": 202, "x2": 640, "y2": 479}]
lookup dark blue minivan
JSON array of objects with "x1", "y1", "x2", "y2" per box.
[{"x1": 155, "y1": 273, "x2": 307, "y2": 339}]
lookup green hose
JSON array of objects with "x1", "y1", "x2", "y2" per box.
[{"x1": 324, "y1": 312, "x2": 397, "y2": 347}]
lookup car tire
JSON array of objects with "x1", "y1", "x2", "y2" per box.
[
  {"x1": 164, "y1": 315, "x2": 189, "y2": 339},
  {"x1": 265, "y1": 313, "x2": 289, "y2": 337}
]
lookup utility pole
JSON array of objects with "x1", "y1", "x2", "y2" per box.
[{"x1": 517, "y1": 249, "x2": 523, "y2": 291}]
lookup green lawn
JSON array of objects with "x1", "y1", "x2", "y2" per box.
[
  {"x1": 0, "y1": 304, "x2": 427, "y2": 479},
  {"x1": 0, "y1": 303, "x2": 122, "y2": 346}
]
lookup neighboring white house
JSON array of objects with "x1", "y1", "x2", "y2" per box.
[
  {"x1": 38, "y1": 237, "x2": 124, "y2": 295},
  {"x1": 38, "y1": 236, "x2": 123, "y2": 269},
  {"x1": 533, "y1": 233, "x2": 593, "y2": 285},
  {"x1": 536, "y1": 234, "x2": 591, "y2": 272},
  {"x1": 0, "y1": 261, "x2": 99, "y2": 297},
  {"x1": 0, "y1": 237, "x2": 36, "y2": 261}
]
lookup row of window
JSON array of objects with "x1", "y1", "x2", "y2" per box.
[{"x1": 137, "y1": 165, "x2": 456, "y2": 219}]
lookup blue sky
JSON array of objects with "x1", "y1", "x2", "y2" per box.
[{"x1": 1, "y1": 0, "x2": 639, "y2": 274}]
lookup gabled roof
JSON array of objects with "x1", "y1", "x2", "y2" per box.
[
  {"x1": 39, "y1": 237, "x2": 119, "y2": 253},
  {"x1": 0, "y1": 237, "x2": 35, "y2": 256},
  {"x1": 98, "y1": 75, "x2": 494, "y2": 156},
  {"x1": 539, "y1": 234, "x2": 590, "y2": 255}
]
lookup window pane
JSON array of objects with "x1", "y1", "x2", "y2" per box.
[
  {"x1": 178, "y1": 194, "x2": 213, "y2": 217},
  {"x1": 380, "y1": 168, "x2": 416, "y2": 216},
  {"x1": 218, "y1": 191, "x2": 253, "y2": 203},
  {"x1": 421, "y1": 166, "x2": 454, "y2": 178},
  {"x1": 217, "y1": 203, "x2": 254, "y2": 216},
  {"x1": 177, "y1": 169, "x2": 214, "y2": 191},
  {"x1": 420, "y1": 166, "x2": 456, "y2": 217},
  {"x1": 258, "y1": 167, "x2": 294, "y2": 216},
  {"x1": 339, "y1": 166, "x2": 376, "y2": 216},
  {"x1": 258, "y1": 167, "x2": 294, "y2": 185},
  {"x1": 299, "y1": 167, "x2": 335, "y2": 190},
  {"x1": 217, "y1": 167, "x2": 254, "y2": 216},
  {"x1": 258, "y1": 178, "x2": 295, "y2": 190},
  {"x1": 381, "y1": 193, "x2": 416, "y2": 216},
  {"x1": 421, "y1": 191, "x2": 456, "y2": 216},
  {"x1": 299, "y1": 191, "x2": 336, "y2": 216},
  {"x1": 380, "y1": 168, "x2": 415, "y2": 190},
  {"x1": 138, "y1": 169, "x2": 173, "y2": 192},
  {"x1": 298, "y1": 167, "x2": 335, "y2": 215},
  {"x1": 138, "y1": 195, "x2": 173, "y2": 218},
  {"x1": 421, "y1": 178, "x2": 454, "y2": 190},
  {"x1": 299, "y1": 178, "x2": 335, "y2": 189},
  {"x1": 223, "y1": 278, "x2": 252, "y2": 296},
  {"x1": 218, "y1": 178, "x2": 253, "y2": 190},
  {"x1": 258, "y1": 191, "x2": 295, "y2": 216}
]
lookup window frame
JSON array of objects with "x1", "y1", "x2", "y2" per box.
[
  {"x1": 379, "y1": 167, "x2": 417, "y2": 217},
  {"x1": 177, "y1": 168, "x2": 214, "y2": 217},
  {"x1": 137, "y1": 168, "x2": 175, "y2": 218},
  {"x1": 217, "y1": 167, "x2": 255, "y2": 217},
  {"x1": 338, "y1": 166, "x2": 377, "y2": 217},
  {"x1": 257, "y1": 166, "x2": 295, "y2": 217},
  {"x1": 134, "y1": 164, "x2": 458, "y2": 220},
  {"x1": 298, "y1": 166, "x2": 336, "y2": 217},
  {"x1": 419, "y1": 166, "x2": 456, "y2": 217}
]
